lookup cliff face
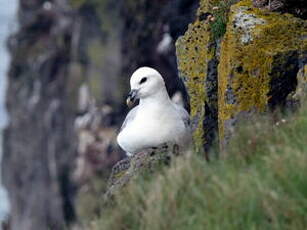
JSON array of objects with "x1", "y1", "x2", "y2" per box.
[
  {"x1": 2, "y1": 0, "x2": 77, "y2": 229},
  {"x1": 218, "y1": 0, "x2": 306, "y2": 147},
  {"x1": 176, "y1": 0, "x2": 306, "y2": 153},
  {"x1": 176, "y1": 0, "x2": 221, "y2": 157}
]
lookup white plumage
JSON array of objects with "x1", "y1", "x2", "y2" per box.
[{"x1": 117, "y1": 67, "x2": 192, "y2": 156}]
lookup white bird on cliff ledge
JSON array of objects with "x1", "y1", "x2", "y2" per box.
[{"x1": 117, "y1": 67, "x2": 192, "y2": 156}]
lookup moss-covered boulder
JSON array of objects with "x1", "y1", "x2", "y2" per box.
[
  {"x1": 176, "y1": 0, "x2": 306, "y2": 152},
  {"x1": 218, "y1": 0, "x2": 307, "y2": 146}
]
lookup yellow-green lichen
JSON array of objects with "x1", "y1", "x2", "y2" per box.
[
  {"x1": 176, "y1": 0, "x2": 219, "y2": 153},
  {"x1": 218, "y1": 0, "x2": 307, "y2": 144},
  {"x1": 176, "y1": 0, "x2": 242, "y2": 153}
]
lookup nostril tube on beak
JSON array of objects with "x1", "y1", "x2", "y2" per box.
[{"x1": 126, "y1": 89, "x2": 138, "y2": 108}]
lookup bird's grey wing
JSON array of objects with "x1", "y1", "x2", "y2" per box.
[
  {"x1": 173, "y1": 104, "x2": 191, "y2": 128},
  {"x1": 120, "y1": 106, "x2": 138, "y2": 131}
]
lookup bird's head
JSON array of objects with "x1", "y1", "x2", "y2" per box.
[{"x1": 126, "y1": 67, "x2": 165, "y2": 108}]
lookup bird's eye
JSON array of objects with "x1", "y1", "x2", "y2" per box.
[{"x1": 139, "y1": 77, "x2": 147, "y2": 84}]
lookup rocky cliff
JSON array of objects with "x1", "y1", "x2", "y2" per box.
[{"x1": 177, "y1": 0, "x2": 306, "y2": 154}]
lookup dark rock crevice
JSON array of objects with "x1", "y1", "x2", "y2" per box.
[
  {"x1": 268, "y1": 51, "x2": 299, "y2": 109},
  {"x1": 203, "y1": 53, "x2": 219, "y2": 158}
]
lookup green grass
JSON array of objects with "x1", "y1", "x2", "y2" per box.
[
  {"x1": 210, "y1": 0, "x2": 239, "y2": 40},
  {"x1": 86, "y1": 102, "x2": 307, "y2": 230}
]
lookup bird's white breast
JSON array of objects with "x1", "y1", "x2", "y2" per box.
[{"x1": 117, "y1": 104, "x2": 187, "y2": 154}]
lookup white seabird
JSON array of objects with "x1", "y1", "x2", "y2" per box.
[{"x1": 117, "y1": 67, "x2": 192, "y2": 156}]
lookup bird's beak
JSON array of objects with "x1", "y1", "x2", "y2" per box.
[{"x1": 126, "y1": 89, "x2": 138, "y2": 108}]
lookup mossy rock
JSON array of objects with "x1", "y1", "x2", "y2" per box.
[
  {"x1": 176, "y1": 0, "x2": 221, "y2": 155},
  {"x1": 104, "y1": 143, "x2": 180, "y2": 200},
  {"x1": 218, "y1": 0, "x2": 307, "y2": 147}
]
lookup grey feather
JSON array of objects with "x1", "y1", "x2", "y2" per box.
[
  {"x1": 173, "y1": 104, "x2": 190, "y2": 128},
  {"x1": 120, "y1": 106, "x2": 138, "y2": 131}
]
